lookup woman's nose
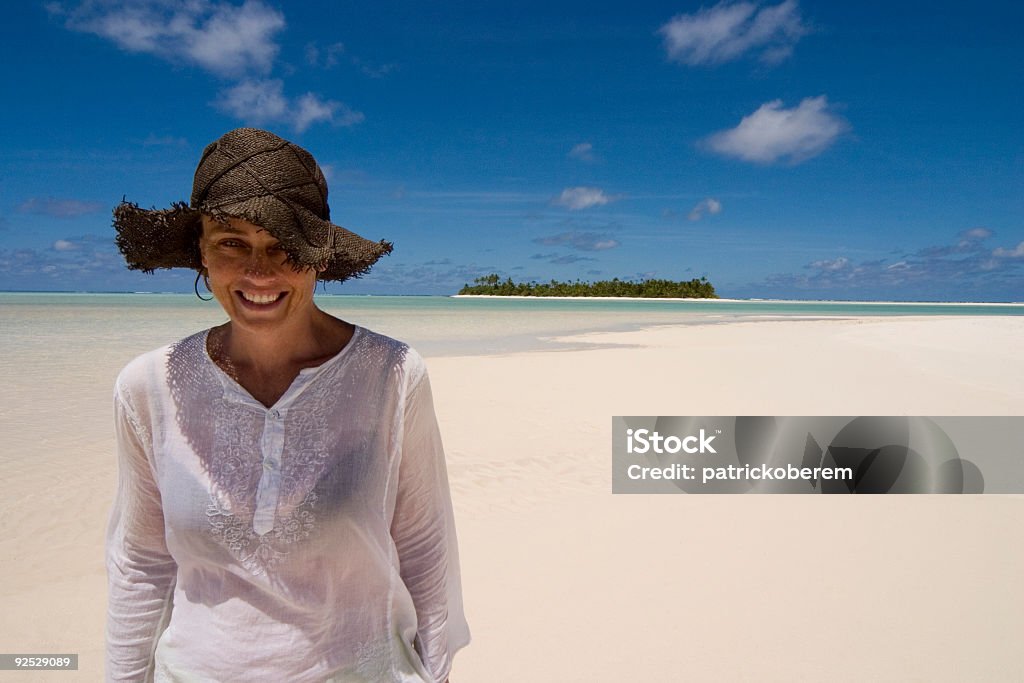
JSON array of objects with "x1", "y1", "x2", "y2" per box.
[{"x1": 244, "y1": 249, "x2": 276, "y2": 276}]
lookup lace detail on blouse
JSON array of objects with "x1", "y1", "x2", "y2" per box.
[
  {"x1": 205, "y1": 494, "x2": 318, "y2": 575},
  {"x1": 198, "y1": 333, "x2": 341, "y2": 576}
]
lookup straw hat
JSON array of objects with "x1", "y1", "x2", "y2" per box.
[{"x1": 113, "y1": 128, "x2": 392, "y2": 282}]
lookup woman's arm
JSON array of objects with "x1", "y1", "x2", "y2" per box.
[
  {"x1": 391, "y1": 365, "x2": 470, "y2": 683},
  {"x1": 105, "y1": 390, "x2": 177, "y2": 682}
]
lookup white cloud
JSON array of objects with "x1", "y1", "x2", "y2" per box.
[
  {"x1": 18, "y1": 197, "x2": 104, "y2": 218},
  {"x1": 809, "y1": 256, "x2": 849, "y2": 272},
  {"x1": 215, "y1": 79, "x2": 364, "y2": 133},
  {"x1": 553, "y1": 186, "x2": 614, "y2": 210},
  {"x1": 141, "y1": 133, "x2": 188, "y2": 147},
  {"x1": 351, "y1": 57, "x2": 398, "y2": 79},
  {"x1": 961, "y1": 227, "x2": 993, "y2": 241},
  {"x1": 55, "y1": 0, "x2": 285, "y2": 77},
  {"x1": 0, "y1": 234, "x2": 152, "y2": 289},
  {"x1": 659, "y1": 0, "x2": 809, "y2": 66},
  {"x1": 569, "y1": 142, "x2": 596, "y2": 162},
  {"x1": 705, "y1": 95, "x2": 848, "y2": 164},
  {"x1": 687, "y1": 197, "x2": 723, "y2": 221},
  {"x1": 293, "y1": 93, "x2": 337, "y2": 132},
  {"x1": 294, "y1": 92, "x2": 363, "y2": 131},
  {"x1": 993, "y1": 242, "x2": 1024, "y2": 258},
  {"x1": 53, "y1": 2, "x2": 361, "y2": 132},
  {"x1": 530, "y1": 252, "x2": 598, "y2": 264},
  {"x1": 305, "y1": 41, "x2": 345, "y2": 68},
  {"x1": 217, "y1": 79, "x2": 287, "y2": 120},
  {"x1": 534, "y1": 231, "x2": 620, "y2": 251},
  {"x1": 746, "y1": 229, "x2": 1024, "y2": 300}
]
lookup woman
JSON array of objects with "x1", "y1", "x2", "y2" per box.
[{"x1": 107, "y1": 128, "x2": 469, "y2": 682}]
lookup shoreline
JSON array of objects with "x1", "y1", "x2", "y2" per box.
[
  {"x1": 1, "y1": 290, "x2": 1023, "y2": 306},
  {"x1": 452, "y1": 294, "x2": 1024, "y2": 306}
]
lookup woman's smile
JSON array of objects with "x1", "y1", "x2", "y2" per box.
[
  {"x1": 200, "y1": 215, "x2": 319, "y2": 330},
  {"x1": 237, "y1": 290, "x2": 287, "y2": 307}
]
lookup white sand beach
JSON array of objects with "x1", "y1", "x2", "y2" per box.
[{"x1": 1, "y1": 315, "x2": 1022, "y2": 681}]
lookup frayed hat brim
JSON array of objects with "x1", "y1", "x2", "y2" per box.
[
  {"x1": 114, "y1": 201, "x2": 203, "y2": 274},
  {"x1": 113, "y1": 128, "x2": 392, "y2": 283},
  {"x1": 113, "y1": 199, "x2": 392, "y2": 282}
]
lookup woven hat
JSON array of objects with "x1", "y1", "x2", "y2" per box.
[{"x1": 113, "y1": 128, "x2": 392, "y2": 282}]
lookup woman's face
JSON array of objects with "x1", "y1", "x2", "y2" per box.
[{"x1": 199, "y1": 215, "x2": 319, "y2": 332}]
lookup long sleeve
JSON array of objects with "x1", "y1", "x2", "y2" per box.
[
  {"x1": 391, "y1": 368, "x2": 470, "y2": 683},
  {"x1": 105, "y1": 389, "x2": 177, "y2": 682}
]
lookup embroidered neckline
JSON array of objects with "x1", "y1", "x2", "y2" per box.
[
  {"x1": 161, "y1": 326, "x2": 406, "y2": 577},
  {"x1": 201, "y1": 325, "x2": 364, "y2": 410}
]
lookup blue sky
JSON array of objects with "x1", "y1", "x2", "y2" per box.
[{"x1": 1, "y1": 0, "x2": 1021, "y2": 300}]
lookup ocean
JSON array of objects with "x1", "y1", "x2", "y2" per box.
[
  {"x1": 3, "y1": 292, "x2": 1022, "y2": 358},
  {"x1": 3, "y1": 291, "x2": 1023, "y2": 468}
]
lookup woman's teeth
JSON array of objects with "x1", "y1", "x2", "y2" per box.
[{"x1": 241, "y1": 292, "x2": 281, "y2": 304}]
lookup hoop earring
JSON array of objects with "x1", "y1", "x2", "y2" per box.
[{"x1": 194, "y1": 270, "x2": 213, "y2": 301}]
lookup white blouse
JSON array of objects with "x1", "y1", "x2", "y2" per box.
[{"x1": 106, "y1": 326, "x2": 469, "y2": 682}]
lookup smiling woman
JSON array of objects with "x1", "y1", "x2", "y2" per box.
[
  {"x1": 197, "y1": 214, "x2": 351, "y2": 407},
  {"x1": 106, "y1": 128, "x2": 469, "y2": 682},
  {"x1": 200, "y1": 216, "x2": 310, "y2": 311}
]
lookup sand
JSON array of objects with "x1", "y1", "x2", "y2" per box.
[{"x1": 1, "y1": 315, "x2": 1022, "y2": 681}]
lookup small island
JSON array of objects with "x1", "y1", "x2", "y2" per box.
[{"x1": 458, "y1": 274, "x2": 717, "y2": 298}]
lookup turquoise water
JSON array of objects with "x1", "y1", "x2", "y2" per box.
[{"x1": 2, "y1": 292, "x2": 1022, "y2": 357}]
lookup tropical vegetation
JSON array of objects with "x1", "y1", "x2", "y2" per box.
[{"x1": 458, "y1": 274, "x2": 717, "y2": 298}]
